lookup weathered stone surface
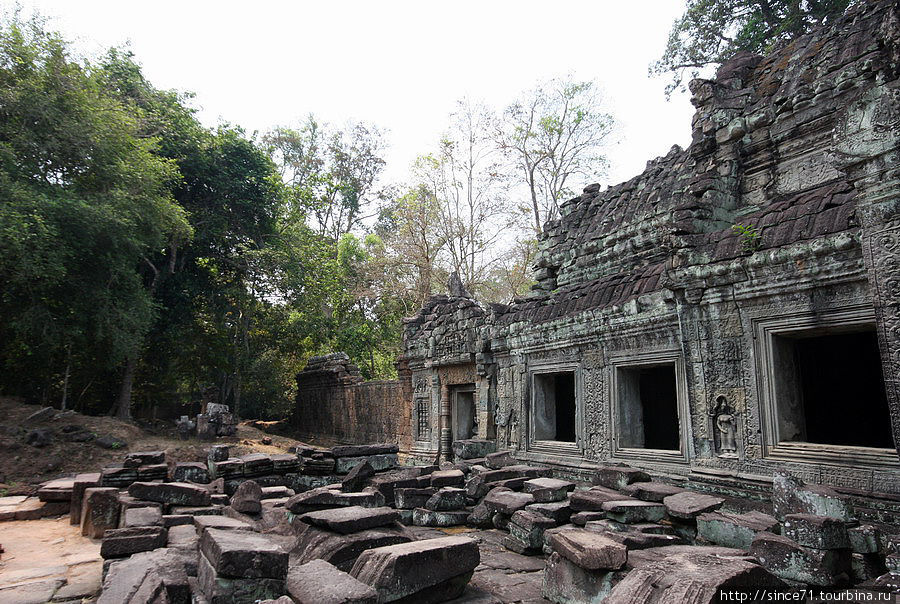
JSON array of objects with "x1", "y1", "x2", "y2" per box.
[
  {"x1": 425, "y1": 486, "x2": 466, "y2": 511},
  {"x1": 171, "y1": 504, "x2": 221, "y2": 516},
  {"x1": 294, "y1": 522, "x2": 413, "y2": 572},
  {"x1": 750, "y1": 532, "x2": 851, "y2": 586},
  {"x1": 37, "y1": 477, "x2": 74, "y2": 501},
  {"x1": 124, "y1": 450, "x2": 166, "y2": 466},
  {"x1": 412, "y1": 508, "x2": 471, "y2": 527},
  {"x1": 341, "y1": 461, "x2": 375, "y2": 492},
  {"x1": 542, "y1": 551, "x2": 619, "y2": 603},
  {"x1": 852, "y1": 552, "x2": 887, "y2": 583},
  {"x1": 350, "y1": 536, "x2": 480, "y2": 603},
  {"x1": 200, "y1": 527, "x2": 288, "y2": 579},
  {"x1": 570, "y1": 487, "x2": 632, "y2": 512},
  {"x1": 663, "y1": 491, "x2": 725, "y2": 519},
  {"x1": 100, "y1": 465, "x2": 138, "y2": 487},
  {"x1": 287, "y1": 559, "x2": 377, "y2": 604},
  {"x1": 584, "y1": 522, "x2": 683, "y2": 550},
  {"x1": 335, "y1": 454, "x2": 398, "y2": 474},
  {"x1": 81, "y1": 487, "x2": 121, "y2": 538},
  {"x1": 483, "y1": 489, "x2": 534, "y2": 514},
  {"x1": 193, "y1": 514, "x2": 254, "y2": 535},
  {"x1": 783, "y1": 513, "x2": 850, "y2": 549},
  {"x1": 527, "y1": 500, "x2": 572, "y2": 525},
  {"x1": 123, "y1": 506, "x2": 162, "y2": 527},
  {"x1": 772, "y1": 471, "x2": 852, "y2": 521},
  {"x1": 167, "y1": 523, "x2": 198, "y2": 549},
  {"x1": 548, "y1": 529, "x2": 628, "y2": 570},
  {"x1": 485, "y1": 451, "x2": 514, "y2": 469},
  {"x1": 128, "y1": 481, "x2": 212, "y2": 507},
  {"x1": 571, "y1": 511, "x2": 607, "y2": 526},
  {"x1": 25, "y1": 405, "x2": 56, "y2": 423},
  {"x1": 592, "y1": 466, "x2": 650, "y2": 490},
  {"x1": 100, "y1": 526, "x2": 168, "y2": 558},
  {"x1": 522, "y1": 477, "x2": 575, "y2": 503},
  {"x1": 261, "y1": 485, "x2": 294, "y2": 499},
  {"x1": 197, "y1": 550, "x2": 285, "y2": 603},
  {"x1": 507, "y1": 510, "x2": 557, "y2": 552},
  {"x1": 395, "y1": 487, "x2": 436, "y2": 510},
  {"x1": 332, "y1": 443, "x2": 399, "y2": 458},
  {"x1": 430, "y1": 468, "x2": 465, "y2": 488},
  {"x1": 849, "y1": 524, "x2": 882, "y2": 554},
  {"x1": 287, "y1": 487, "x2": 385, "y2": 514},
  {"x1": 452, "y1": 439, "x2": 496, "y2": 460},
  {"x1": 231, "y1": 480, "x2": 263, "y2": 515},
  {"x1": 69, "y1": 472, "x2": 102, "y2": 525},
  {"x1": 602, "y1": 500, "x2": 667, "y2": 523},
  {"x1": 697, "y1": 510, "x2": 779, "y2": 549},
  {"x1": 209, "y1": 444, "x2": 230, "y2": 462},
  {"x1": 301, "y1": 505, "x2": 399, "y2": 534},
  {"x1": 173, "y1": 461, "x2": 210, "y2": 484},
  {"x1": 621, "y1": 481, "x2": 686, "y2": 502},
  {"x1": 99, "y1": 548, "x2": 191, "y2": 604}
]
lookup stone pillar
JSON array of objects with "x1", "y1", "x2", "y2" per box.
[{"x1": 440, "y1": 383, "x2": 452, "y2": 463}]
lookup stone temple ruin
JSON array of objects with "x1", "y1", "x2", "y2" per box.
[{"x1": 3, "y1": 2, "x2": 900, "y2": 603}]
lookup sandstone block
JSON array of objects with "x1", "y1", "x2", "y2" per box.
[
  {"x1": 783, "y1": 513, "x2": 849, "y2": 549},
  {"x1": 662, "y1": 490, "x2": 725, "y2": 520},
  {"x1": 750, "y1": 532, "x2": 851, "y2": 586},
  {"x1": 523, "y1": 477, "x2": 575, "y2": 503},
  {"x1": 301, "y1": 505, "x2": 399, "y2": 534},
  {"x1": 335, "y1": 454, "x2": 398, "y2": 474},
  {"x1": 549, "y1": 529, "x2": 628, "y2": 570},
  {"x1": 592, "y1": 466, "x2": 650, "y2": 490},
  {"x1": 100, "y1": 526, "x2": 168, "y2": 559},
  {"x1": 287, "y1": 559, "x2": 377, "y2": 604},
  {"x1": 425, "y1": 486, "x2": 466, "y2": 511},
  {"x1": 128, "y1": 481, "x2": 211, "y2": 507},
  {"x1": 451, "y1": 439, "x2": 496, "y2": 460},
  {"x1": 81, "y1": 487, "x2": 121, "y2": 539},
  {"x1": 601, "y1": 500, "x2": 666, "y2": 523},
  {"x1": 697, "y1": 510, "x2": 779, "y2": 549},
  {"x1": 200, "y1": 527, "x2": 288, "y2": 579},
  {"x1": 231, "y1": 480, "x2": 263, "y2": 515}
]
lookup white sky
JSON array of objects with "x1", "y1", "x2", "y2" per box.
[{"x1": 5, "y1": 0, "x2": 696, "y2": 189}]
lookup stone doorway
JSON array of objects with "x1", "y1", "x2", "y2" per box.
[{"x1": 452, "y1": 384, "x2": 477, "y2": 441}]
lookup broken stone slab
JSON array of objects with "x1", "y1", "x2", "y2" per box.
[
  {"x1": 570, "y1": 487, "x2": 633, "y2": 512},
  {"x1": 467, "y1": 501, "x2": 493, "y2": 528},
  {"x1": 772, "y1": 471, "x2": 852, "y2": 521},
  {"x1": 425, "y1": 486, "x2": 467, "y2": 511},
  {"x1": 783, "y1": 513, "x2": 850, "y2": 549},
  {"x1": 82, "y1": 487, "x2": 121, "y2": 538},
  {"x1": 167, "y1": 524, "x2": 198, "y2": 549},
  {"x1": 137, "y1": 463, "x2": 168, "y2": 481},
  {"x1": 197, "y1": 551, "x2": 285, "y2": 603},
  {"x1": 209, "y1": 444, "x2": 230, "y2": 462},
  {"x1": 128, "y1": 481, "x2": 212, "y2": 507},
  {"x1": 200, "y1": 527, "x2": 288, "y2": 579},
  {"x1": 287, "y1": 559, "x2": 377, "y2": 604},
  {"x1": 852, "y1": 552, "x2": 888, "y2": 583},
  {"x1": 213, "y1": 458, "x2": 245, "y2": 479},
  {"x1": 527, "y1": 500, "x2": 572, "y2": 525},
  {"x1": 663, "y1": 490, "x2": 725, "y2": 520},
  {"x1": 100, "y1": 526, "x2": 168, "y2": 558},
  {"x1": 350, "y1": 536, "x2": 480, "y2": 603},
  {"x1": 697, "y1": 510, "x2": 780, "y2": 549},
  {"x1": 286, "y1": 487, "x2": 385, "y2": 514},
  {"x1": 334, "y1": 453, "x2": 398, "y2": 474},
  {"x1": 523, "y1": 477, "x2": 575, "y2": 503},
  {"x1": 592, "y1": 465, "x2": 651, "y2": 490},
  {"x1": 173, "y1": 462, "x2": 211, "y2": 484},
  {"x1": 293, "y1": 522, "x2": 413, "y2": 572},
  {"x1": 302, "y1": 457, "x2": 338, "y2": 475},
  {"x1": 607, "y1": 548, "x2": 785, "y2": 602},
  {"x1": 483, "y1": 489, "x2": 534, "y2": 514},
  {"x1": 601, "y1": 500, "x2": 667, "y2": 523},
  {"x1": 451, "y1": 438, "x2": 496, "y2": 460},
  {"x1": 231, "y1": 480, "x2": 263, "y2": 515},
  {"x1": 25, "y1": 405, "x2": 57, "y2": 423},
  {"x1": 366, "y1": 469, "x2": 424, "y2": 505},
  {"x1": 100, "y1": 465, "x2": 138, "y2": 487},
  {"x1": 394, "y1": 487, "x2": 436, "y2": 510},
  {"x1": 584, "y1": 522, "x2": 683, "y2": 550},
  {"x1": 300, "y1": 506, "x2": 400, "y2": 534},
  {"x1": 412, "y1": 508, "x2": 471, "y2": 527},
  {"x1": 541, "y1": 551, "x2": 620, "y2": 604},
  {"x1": 69, "y1": 472, "x2": 102, "y2": 525},
  {"x1": 194, "y1": 515, "x2": 254, "y2": 535},
  {"x1": 341, "y1": 461, "x2": 375, "y2": 493},
  {"x1": 508, "y1": 509, "x2": 557, "y2": 551},
  {"x1": 123, "y1": 506, "x2": 163, "y2": 527},
  {"x1": 331, "y1": 443, "x2": 399, "y2": 458},
  {"x1": 98, "y1": 548, "x2": 190, "y2": 604},
  {"x1": 750, "y1": 532, "x2": 852, "y2": 586},
  {"x1": 549, "y1": 528, "x2": 628, "y2": 570},
  {"x1": 849, "y1": 524, "x2": 882, "y2": 554},
  {"x1": 171, "y1": 504, "x2": 222, "y2": 516},
  {"x1": 240, "y1": 453, "x2": 275, "y2": 477},
  {"x1": 37, "y1": 477, "x2": 75, "y2": 501},
  {"x1": 270, "y1": 453, "x2": 302, "y2": 473},
  {"x1": 124, "y1": 451, "x2": 166, "y2": 466},
  {"x1": 621, "y1": 481, "x2": 686, "y2": 502},
  {"x1": 261, "y1": 485, "x2": 294, "y2": 499},
  {"x1": 430, "y1": 468, "x2": 465, "y2": 488},
  {"x1": 571, "y1": 511, "x2": 607, "y2": 525},
  {"x1": 484, "y1": 451, "x2": 514, "y2": 469}
]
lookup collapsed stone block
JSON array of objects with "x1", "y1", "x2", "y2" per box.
[
  {"x1": 301, "y1": 505, "x2": 399, "y2": 534},
  {"x1": 69, "y1": 472, "x2": 102, "y2": 525},
  {"x1": 570, "y1": 487, "x2": 632, "y2": 512},
  {"x1": 621, "y1": 481, "x2": 685, "y2": 502},
  {"x1": 592, "y1": 466, "x2": 650, "y2": 490},
  {"x1": 395, "y1": 487, "x2": 436, "y2": 509},
  {"x1": 287, "y1": 559, "x2": 377, "y2": 604},
  {"x1": 523, "y1": 477, "x2": 575, "y2": 503},
  {"x1": 412, "y1": 508, "x2": 471, "y2": 527},
  {"x1": 173, "y1": 462, "x2": 210, "y2": 484},
  {"x1": 430, "y1": 468, "x2": 465, "y2": 488},
  {"x1": 200, "y1": 527, "x2": 288, "y2": 580},
  {"x1": 483, "y1": 489, "x2": 534, "y2": 515},
  {"x1": 548, "y1": 529, "x2": 628, "y2": 570},
  {"x1": 81, "y1": 487, "x2": 121, "y2": 539},
  {"x1": 350, "y1": 536, "x2": 479, "y2": 603},
  {"x1": 293, "y1": 522, "x2": 413, "y2": 572},
  {"x1": 231, "y1": 480, "x2": 263, "y2": 515},
  {"x1": 527, "y1": 500, "x2": 572, "y2": 525},
  {"x1": 99, "y1": 548, "x2": 190, "y2": 604},
  {"x1": 485, "y1": 451, "x2": 514, "y2": 469},
  {"x1": 335, "y1": 454, "x2": 398, "y2": 474},
  {"x1": 197, "y1": 550, "x2": 285, "y2": 603},
  {"x1": 193, "y1": 515, "x2": 254, "y2": 535},
  {"x1": 542, "y1": 550, "x2": 620, "y2": 604},
  {"x1": 125, "y1": 451, "x2": 166, "y2": 466},
  {"x1": 331, "y1": 443, "x2": 399, "y2": 458},
  {"x1": 451, "y1": 438, "x2": 496, "y2": 460},
  {"x1": 601, "y1": 500, "x2": 666, "y2": 524},
  {"x1": 662, "y1": 490, "x2": 725, "y2": 520},
  {"x1": 772, "y1": 471, "x2": 852, "y2": 521},
  {"x1": 123, "y1": 506, "x2": 162, "y2": 527},
  {"x1": 425, "y1": 486, "x2": 466, "y2": 511},
  {"x1": 696, "y1": 509, "x2": 779, "y2": 549},
  {"x1": 287, "y1": 487, "x2": 385, "y2": 514},
  {"x1": 128, "y1": 481, "x2": 212, "y2": 507},
  {"x1": 341, "y1": 461, "x2": 375, "y2": 492},
  {"x1": 506, "y1": 510, "x2": 556, "y2": 553},
  {"x1": 100, "y1": 526, "x2": 168, "y2": 559},
  {"x1": 750, "y1": 532, "x2": 851, "y2": 586},
  {"x1": 782, "y1": 513, "x2": 849, "y2": 549},
  {"x1": 848, "y1": 524, "x2": 882, "y2": 554}
]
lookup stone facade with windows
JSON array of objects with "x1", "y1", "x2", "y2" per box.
[{"x1": 399, "y1": 0, "x2": 900, "y2": 497}]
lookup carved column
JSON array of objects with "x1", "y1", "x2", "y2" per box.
[{"x1": 439, "y1": 383, "x2": 452, "y2": 462}]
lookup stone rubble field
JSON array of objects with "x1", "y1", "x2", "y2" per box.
[{"x1": 0, "y1": 437, "x2": 898, "y2": 603}]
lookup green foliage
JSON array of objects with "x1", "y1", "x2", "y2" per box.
[
  {"x1": 732, "y1": 222, "x2": 762, "y2": 253},
  {"x1": 652, "y1": 0, "x2": 853, "y2": 95}
]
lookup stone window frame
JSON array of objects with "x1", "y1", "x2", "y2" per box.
[
  {"x1": 526, "y1": 360, "x2": 583, "y2": 458},
  {"x1": 609, "y1": 349, "x2": 691, "y2": 465},
  {"x1": 752, "y1": 304, "x2": 899, "y2": 468}
]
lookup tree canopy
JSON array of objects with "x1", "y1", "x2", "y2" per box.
[{"x1": 652, "y1": 0, "x2": 854, "y2": 95}]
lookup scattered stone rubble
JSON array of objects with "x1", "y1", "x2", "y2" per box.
[{"x1": 5, "y1": 440, "x2": 899, "y2": 603}]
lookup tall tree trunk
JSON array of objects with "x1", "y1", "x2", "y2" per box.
[
  {"x1": 112, "y1": 356, "x2": 136, "y2": 419},
  {"x1": 60, "y1": 344, "x2": 71, "y2": 411}
]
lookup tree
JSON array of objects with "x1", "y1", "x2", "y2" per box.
[
  {"x1": 652, "y1": 0, "x2": 853, "y2": 95},
  {"x1": 498, "y1": 78, "x2": 614, "y2": 234}
]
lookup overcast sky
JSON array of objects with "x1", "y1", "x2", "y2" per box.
[{"x1": 4, "y1": 0, "x2": 696, "y2": 188}]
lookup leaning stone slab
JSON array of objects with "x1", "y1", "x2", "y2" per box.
[
  {"x1": 452, "y1": 439, "x2": 496, "y2": 460},
  {"x1": 69, "y1": 472, "x2": 102, "y2": 525},
  {"x1": 197, "y1": 551, "x2": 285, "y2": 603},
  {"x1": 100, "y1": 526, "x2": 168, "y2": 558},
  {"x1": 194, "y1": 515, "x2": 254, "y2": 535},
  {"x1": 332, "y1": 443, "x2": 399, "y2": 458},
  {"x1": 750, "y1": 532, "x2": 852, "y2": 586},
  {"x1": 523, "y1": 477, "x2": 575, "y2": 503},
  {"x1": 697, "y1": 510, "x2": 779, "y2": 550},
  {"x1": 592, "y1": 465, "x2": 650, "y2": 490},
  {"x1": 570, "y1": 487, "x2": 633, "y2": 512},
  {"x1": 286, "y1": 487, "x2": 385, "y2": 514},
  {"x1": 81, "y1": 487, "x2": 121, "y2": 538},
  {"x1": 99, "y1": 548, "x2": 190, "y2": 604},
  {"x1": 128, "y1": 481, "x2": 212, "y2": 507},
  {"x1": 124, "y1": 506, "x2": 163, "y2": 527},
  {"x1": 601, "y1": 500, "x2": 667, "y2": 524},
  {"x1": 287, "y1": 559, "x2": 377, "y2": 604},
  {"x1": 334, "y1": 454, "x2": 398, "y2": 475},
  {"x1": 294, "y1": 523, "x2": 413, "y2": 572},
  {"x1": 772, "y1": 471, "x2": 852, "y2": 521},
  {"x1": 200, "y1": 527, "x2": 288, "y2": 579},
  {"x1": 549, "y1": 529, "x2": 628, "y2": 570},
  {"x1": 411, "y1": 508, "x2": 470, "y2": 527},
  {"x1": 37, "y1": 477, "x2": 75, "y2": 501},
  {"x1": 541, "y1": 551, "x2": 620, "y2": 603},
  {"x1": 231, "y1": 480, "x2": 263, "y2": 515},
  {"x1": 485, "y1": 451, "x2": 514, "y2": 469},
  {"x1": 663, "y1": 491, "x2": 725, "y2": 520},
  {"x1": 508, "y1": 510, "x2": 557, "y2": 551},
  {"x1": 527, "y1": 500, "x2": 572, "y2": 525},
  {"x1": 483, "y1": 489, "x2": 534, "y2": 514},
  {"x1": 301, "y1": 506, "x2": 399, "y2": 534},
  {"x1": 621, "y1": 481, "x2": 685, "y2": 502},
  {"x1": 783, "y1": 513, "x2": 849, "y2": 549},
  {"x1": 350, "y1": 536, "x2": 480, "y2": 603},
  {"x1": 430, "y1": 469, "x2": 465, "y2": 488},
  {"x1": 167, "y1": 524, "x2": 198, "y2": 549},
  {"x1": 173, "y1": 461, "x2": 211, "y2": 484},
  {"x1": 341, "y1": 461, "x2": 375, "y2": 493},
  {"x1": 425, "y1": 487, "x2": 466, "y2": 511},
  {"x1": 394, "y1": 487, "x2": 436, "y2": 510}
]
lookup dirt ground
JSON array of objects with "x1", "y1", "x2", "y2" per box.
[{"x1": 0, "y1": 397, "x2": 306, "y2": 495}]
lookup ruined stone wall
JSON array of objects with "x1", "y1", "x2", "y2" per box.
[
  {"x1": 403, "y1": 0, "x2": 900, "y2": 495},
  {"x1": 293, "y1": 353, "x2": 413, "y2": 451}
]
